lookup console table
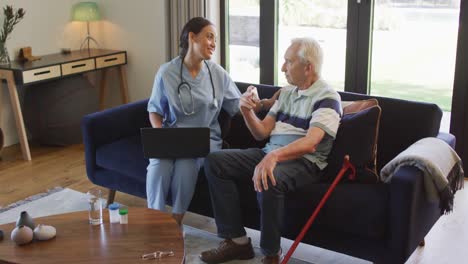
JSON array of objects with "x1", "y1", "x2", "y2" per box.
[{"x1": 0, "y1": 49, "x2": 128, "y2": 161}]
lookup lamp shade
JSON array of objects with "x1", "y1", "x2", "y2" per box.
[{"x1": 72, "y1": 2, "x2": 101, "y2": 21}]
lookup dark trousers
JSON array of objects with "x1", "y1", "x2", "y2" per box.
[{"x1": 204, "y1": 148, "x2": 321, "y2": 256}]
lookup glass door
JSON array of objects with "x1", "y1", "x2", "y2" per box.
[
  {"x1": 277, "y1": 0, "x2": 348, "y2": 90},
  {"x1": 223, "y1": 0, "x2": 461, "y2": 132},
  {"x1": 227, "y1": 0, "x2": 260, "y2": 84},
  {"x1": 370, "y1": 0, "x2": 461, "y2": 132}
]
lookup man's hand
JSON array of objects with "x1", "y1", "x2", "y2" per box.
[
  {"x1": 239, "y1": 85, "x2": 260, "y2": 112},
  {"x1": 252, "y1": 152, "x2": 278, "y2": 192}
]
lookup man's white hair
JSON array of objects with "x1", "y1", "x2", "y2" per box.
[{"x1": 291, "y1": 37, "x2": 323, "y2": 77}]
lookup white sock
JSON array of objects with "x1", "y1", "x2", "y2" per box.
[{"x1": 232, "y1": 236, "x2": 249, "y2": 245}]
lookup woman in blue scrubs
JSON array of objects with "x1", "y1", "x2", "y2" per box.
[{"x1": 146, "y1": 17, "x2": 241, "y2": 226}]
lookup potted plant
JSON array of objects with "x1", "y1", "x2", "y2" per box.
[
  {"x1": 0, "y1": 5, "x2": 25, "y2": 65},
  {"x1": 0, "y1": 5, "x2": 25, "y2": 154}
]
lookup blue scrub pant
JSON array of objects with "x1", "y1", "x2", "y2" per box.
[
  {"x1": 204, "y1": 148, "x2": 321, "y2": 256},
  {"x1": 146, "y1": 158, "x2": 203, "y2": 214}
]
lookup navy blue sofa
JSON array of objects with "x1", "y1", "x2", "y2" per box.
[{"x1": 82, "y1": 82, "x2": 454, "y2": 264}]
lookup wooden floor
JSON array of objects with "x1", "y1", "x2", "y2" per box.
[
  {"x1": 1, "y1": 143, "x2": 467, "y2": 264},
  {"x1": 0, "y1": 143, "x2": 146, "y2": 208}
]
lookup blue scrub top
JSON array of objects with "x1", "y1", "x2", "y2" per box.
[{"x1": 148, "y1": 57, "x2": 241, "y2": 151}]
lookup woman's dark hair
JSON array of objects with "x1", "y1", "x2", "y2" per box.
[{"x1": 179, "y1": 17, "x2": 213, "y2": 58}]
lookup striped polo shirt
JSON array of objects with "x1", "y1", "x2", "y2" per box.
[{"x1": 263, "y1": 79, "x2": 342, "y2": 169}]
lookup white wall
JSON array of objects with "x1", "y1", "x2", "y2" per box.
[
  {"x1": 0, "y1": 0, "x2": 168, "y2": 147},
  {"x1": 98, "y1": 0, "x2": 168, "y2": 103}
]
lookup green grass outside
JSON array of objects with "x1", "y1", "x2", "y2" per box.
[
  {"x1": 370, "y1": 81, "x2": 452, "y2": 111},
  {"x1": 328, "y1": 80, "x2": 452, "y2": 111}
]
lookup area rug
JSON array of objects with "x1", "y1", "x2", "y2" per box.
[
  {"x1": 0, "y1": 187, "x2": 91, "y2": 223},
  {"x1": 0, "y1": 188, "x2": 320, "y2": 264}
]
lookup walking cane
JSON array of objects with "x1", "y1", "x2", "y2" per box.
[{"x1": 281, "y1": 155, "x2": 356, "y2": 264}]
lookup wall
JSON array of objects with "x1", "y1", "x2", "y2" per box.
[
  {"x1": 98, "y1": 0, "x2": 168, "y2": 103},
  {"x1": 0, "y1": 0, "x2": 168, "y2": 147}
]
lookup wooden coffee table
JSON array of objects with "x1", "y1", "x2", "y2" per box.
[{"x1": 0, "y1": 208, "x2": 184, "y2": 263}]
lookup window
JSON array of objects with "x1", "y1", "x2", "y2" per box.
[
  {"x1": 227, "y1": 0, "x2": 260, "y2": 83},
  {"x1": 277, "y1": 0, "x2": 347, "y2": 90},
  {"x1": 370, "y1": 0, "x2": 460, "y2": 132},
  {"x1": 222, "y1": 0, "x2": 468, "y2": 188}
]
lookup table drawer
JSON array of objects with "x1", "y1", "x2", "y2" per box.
[
  {"x1": 61, "y1": 59, "x2": 95, "y2": 76},
  {"x1": 96, "y1": 53, "x2": 126, "y2": 69},
  {"x1": 22, "y1": 65, "x2": 61, "y2": 84}
]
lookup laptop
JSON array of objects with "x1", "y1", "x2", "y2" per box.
[{"x1": 140, "y1": 127, "x2": 210, "y2": 158}]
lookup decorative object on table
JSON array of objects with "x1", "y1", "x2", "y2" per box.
[
  {"x1": 60, "y1": 48, "x2": 71, "y2": 54},
  {"x1": 0, "y1": 5, "x2": 26, "y2": 65},
  {"x1": 0, "y1": 229, "x2": 4, "y2": 241},
  {"x1": 72, "y1": 2, "x2": 101, "y2": 51},
  {"x1": 16, "y1": 211, "x2": 35, "y2": 230},
  {"x1": 17, "y1": 46, "x2": 41, "y2": 62},
  {"x1": 10, "y1": 225, "x2": 33, "y2": 245},
  {"x1": 33, "y1": 224, "x2": 56, "y2": 241}
]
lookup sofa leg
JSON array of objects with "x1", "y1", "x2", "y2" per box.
[
  {"x1": 106, "y1": 189, "x2": 116, "y2": 207},
  {"x1": 419, "y1": 239, "x2": 425, "y2": 247}
]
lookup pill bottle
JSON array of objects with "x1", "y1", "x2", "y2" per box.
[
  {"x1": 119, "y1": 208, "x2": 128, "y2": 224},
  {"x1": 108, "y1": 203, "x2": 120, "y2": 223}
]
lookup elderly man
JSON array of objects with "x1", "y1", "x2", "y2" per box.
[{"x1": 200, "y1": 38, "x2": 342, "y2": 264}]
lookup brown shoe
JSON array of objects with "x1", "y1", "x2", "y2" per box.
[
  {"x1": 261, "y1": 248, "x2": 282, "y2": 264},
  {"x1": 199, "y1": 238, "x2": 255, "y2": 263},
  {"x1": 262, "y1": 254, "x2": 280, "y2": 264}
]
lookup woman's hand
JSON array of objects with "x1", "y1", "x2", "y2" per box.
[
  {"x1": 253, "y1": 99, "x2": 264, "y2": 113},
  {"x1": 253, "y1": 88, "x2": 282, "y2": 113}
]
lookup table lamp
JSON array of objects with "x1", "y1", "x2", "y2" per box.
[{"x1": 72, "y1": 2, "x2": 101, "y2": 51}]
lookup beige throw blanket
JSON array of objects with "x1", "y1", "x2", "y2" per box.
[{"x1": 381, "y1": 137, "x2": 464, "y2": 214}]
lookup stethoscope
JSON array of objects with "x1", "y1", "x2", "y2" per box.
[{"x1": 178, "y1": 59, "x2": 217, "y2": 115}]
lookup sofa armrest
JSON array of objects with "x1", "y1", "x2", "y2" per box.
[
  {"x1": 81, "y1": 99, "x2": 150, "y2": 182},
  {"x1": 437, "y1": 132, "x2": 455, "y2": 148},
  {"x1": 388, "y1": 165, "x2": 441, "y2": 263}
]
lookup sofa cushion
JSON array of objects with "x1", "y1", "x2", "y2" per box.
[
  {"x1": 339, "y1": 92, "x2": 442, "y2": 172},
  {"x1": 322, "y1": 101, "x2": 381, "y2": 183},
  {"x1": 96, "y1": 135, "x2": 149, "y2": 181}
]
